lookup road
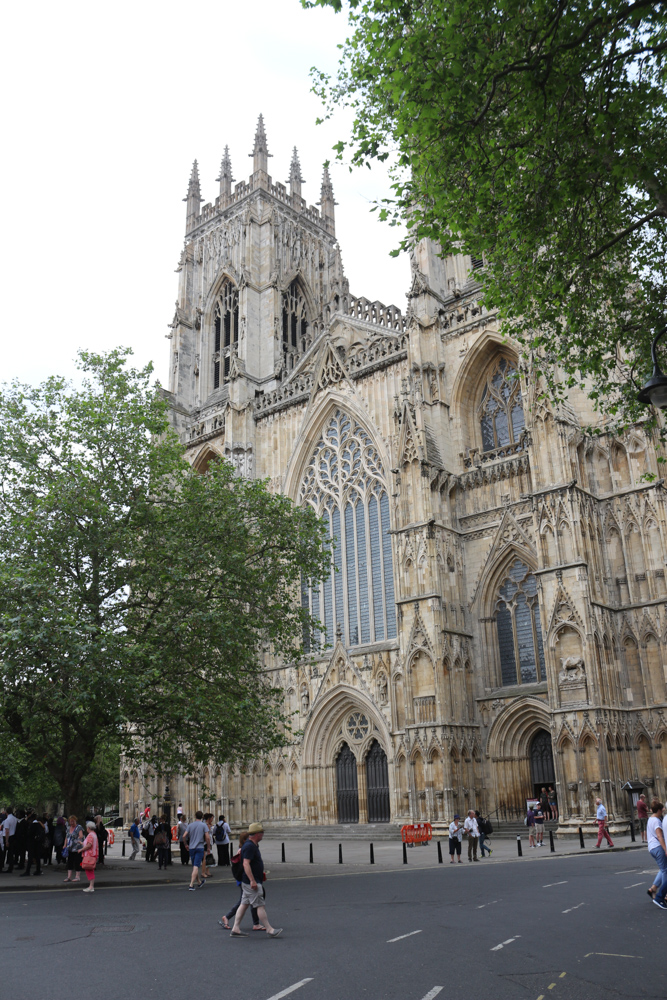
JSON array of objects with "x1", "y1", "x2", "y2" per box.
[{"x1": 0, "y1": 849, "x2": 663, "y2": 1000}]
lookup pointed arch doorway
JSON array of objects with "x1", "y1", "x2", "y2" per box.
[
  {"x1": 336, "y1": 743, "x2": 359, "y2": 823},
  {"x1": 366, "y1": 740, "x2": 390, "y2": 823},
  {"x1": 530, "y1": 729, "x2": 555, "y2": 797}
]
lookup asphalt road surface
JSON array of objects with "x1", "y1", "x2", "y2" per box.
[{"x1": 1, "y1": 850, "x2": 664, "y2": 1000}]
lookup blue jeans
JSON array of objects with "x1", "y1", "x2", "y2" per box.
[
  {"x1": 479, "y1": 833, "x2": 491, "y2": 856},
  {"x1": 649, "y1": 845, "x2": 667, "y2": 903}
]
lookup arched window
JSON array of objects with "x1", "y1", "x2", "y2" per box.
[
  {"x1": 495, "y1": 559, "x2": 545, "y2": 686},
  {"x1": 282, "y1": 281, "x2": 309, "y2": 369},
  {"x1": 213, "y1": 281, "x2": 239, "y2": 389},
  {"x1": 478, "y1": 357, "x2": 525, "y2": 453},
  {"x1": 300, "y1": 409, "x2": 397, "y2": 648}
]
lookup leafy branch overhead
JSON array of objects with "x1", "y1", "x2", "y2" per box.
[
  {"x1": 304, "y1": 0, "x2": 667, "y2": 420},
  {"x1": 0, "y1": 350, "x2": 329, "y2": 815}
]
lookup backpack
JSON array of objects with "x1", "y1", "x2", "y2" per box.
[
  {"x1": 230, "y1": 850, "x2": 244, "y2": 881},
  {"x1": 215, "y1": 822, "x2": 226, "y2": 844},
  {"x1": 482, "y1": 818, "x2": 493, "y2": 835}
]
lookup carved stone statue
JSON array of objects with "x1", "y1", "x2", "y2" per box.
[
  {"x1": 378, "y1": 673, "x2": 388, "y2": 704},
  {"x1": 300, "y1": 687, "x2": 310, "y2": 714},
  {"x1": 558, "y1": 655, "x2": 586, "y2": 685}
]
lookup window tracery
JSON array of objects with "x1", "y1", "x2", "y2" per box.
[
  {"x1": 495, "y1": 559, "x2": 545, "y2": 686},
  {"x1": 300, "y1": 409, "x2": 397, "y2": 648},
  {"x1": 478, "y1": 357, "x2": 525, "y2": 453},
  {"x1": 282, "y1": 280, "x2": 309, "y2": 371},
  {"x1": 213, "y1": 281, "x2": 239, "y2": 389}
]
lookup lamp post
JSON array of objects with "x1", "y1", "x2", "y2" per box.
[{"x1": 637, "y1": 324, "x2": 667, "y2": 409}]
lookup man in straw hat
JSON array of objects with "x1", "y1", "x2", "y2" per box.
[{"x1": 230, "y1": 823, "x2": 282, "y2": 938}]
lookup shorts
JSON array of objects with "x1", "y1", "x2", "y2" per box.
[
  {"x1": 448, "y1": 837, "x2": 461, "y2": 856},
  {"x1": 241, "y1": 881, "x2": 265, "y2": 909},
  {"x1": 189, "y1": 847, "x2": 205, "y2": 868}
]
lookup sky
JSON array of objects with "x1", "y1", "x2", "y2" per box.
[{"x1": 1, "y1": 0, "x2": 408, "y2": 388}]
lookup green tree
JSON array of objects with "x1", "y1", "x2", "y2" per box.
[
  {"x1": 305, "y1": 0, "x2": 667, "y2": 419},
  {"x1": 0, "y1": 350, "x2": 328, "y2": 817}
]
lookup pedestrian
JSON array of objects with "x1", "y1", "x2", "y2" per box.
[
  {"x1": 477, "y1": 812, "x2": 493, "y2": 857},
  {"x1": 548, "y1": 785, "x2": 558, "y2": 821},
  {"x1": 637, "y1": 793, "x2": 649, "y2": 844},
  {"x1": 0, "y1": 813, "x2": 6, "y2": 873},
  {"x1": 464, "y1": 809, "x2": 479, "y2": 862},
  {"x1": 534, "y1": 802, "x2": 545, "y2": 846},
  {"x1": 14, "y1": 809, "x2": 28, "y2": 870},
  {"x1": 647, "y1": 799, "x2": 667, "y2": 910},
  {"x1": 21, "y1": 813, "x2": 45, "y2": 876},
  {"x1": 214, "y1": 814, "x2": 232, "y2": 867},
  {"x1": 219, "y1": 830, "x2": 264, "y2": 931},
  {"x1": 42, "y1": 814, "x2": 53, "y2": 866},
  {"x1": 183, "y1": 810, "x2": 210, "y2": 890},
  {"x1": 176, "y1": 803, "x2": 183, "y2": 820},
  {"x1": 539, "y1": 786, "x2": 549, "y2": 819},
  {"x1": 143, "y1": 814, "x2": 156, "y2": 863},
  {"x1": 94, "y1": 815, "x2": 108, "y2": 865},
  {"x1": 594, "y1": 797, "x2": 614, "y2": 848},
  {"x1": 52, "y1": 816, "x2": 66, "y2": 865},
  {"x1": 129, "y1": 818, "x2": 142, "y2": 861},
  {"x1": 448, "y1": 814, "x2": 463, "y2": 863},
  {"x1": 0, "y1": 808, "x2": 18, "y2": 873},
  {"x1": 177, "y1": 814, "x2": 189, "y2": 865},
  {"x1": 63, "y1": 815, "x2": 84, "y2": 882},
  {"x1": 154, "y1": 817, "x2": 171, "y2": 870},
  {"x1": 229, "y1": 822, "x2": 282, "y2": 937},
  {"x1": 200, "y1": 813, "x2": 215, "y2": 878},
  {"x1": 526, "y1": 805, "x2": 536, "y2": 848},
  {"x1": 80, "y1": 820, "x2": 99, "y2": 893}
]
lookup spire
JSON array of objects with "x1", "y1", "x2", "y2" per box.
[
  {"x1": 320, "y1": 165, "x2": 337, "y2": 235},
  {"x1": 183, "y1": 160, "x2": 203, "y2": 232},
  {"x1": 287, "y1": 146, "x2": 304, "y2": 200},
  {"x1": 216, "y1": 145, "x2": 234, "y2": 200},
  {"x1": 249, "y1": 114, "x2": 272, "y2": 175}
]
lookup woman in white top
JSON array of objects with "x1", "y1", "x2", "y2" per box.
[
  {"x1": 448, "y1": 815, "x2": 463, "y2": 864},
  {"x1": 646, "y1": 799, "x2": 667, "y2": 909}
]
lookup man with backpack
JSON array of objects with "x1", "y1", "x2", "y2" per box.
[
  {"x1": 214, "y1": 814, "x2": 231, "y2": 867},
  {"x1": 229, "y1": 823, "x2": 282, "y2": 938},
  {"x1": 129, "y1": 818, "x2": 142, "y2": 861},
  {"x1": 477, "y1": 811, "x2": 493, "y2": 857}
]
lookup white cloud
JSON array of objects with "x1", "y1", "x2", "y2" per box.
[{"x1": 1, "y1": 0, "x2": 408, "y2": 387}]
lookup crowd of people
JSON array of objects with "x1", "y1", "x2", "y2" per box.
[
  {"x1": 0, "y1": 808, "x2": 109, "y2": 890},
  {"x1": 127, "y1": 810, "x2": 232, "y2": 871}
]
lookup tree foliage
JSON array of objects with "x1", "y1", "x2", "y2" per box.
[
  {"x1": 0, "y1": 350, "x2": 328, "y2": 816},
  {"x1": 305, "y1": 0, "x2": 667, "y2": 420}
]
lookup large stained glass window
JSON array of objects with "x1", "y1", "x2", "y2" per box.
[
  {"x1": 478, "y1": 357, "x2": 525, "y2": 453},
  {"x1": 496, "y1": 559, "x2": 545, "y2": 686},
  {"x1": 300, "y1": 409, "x2": 396, "y2": 648}
]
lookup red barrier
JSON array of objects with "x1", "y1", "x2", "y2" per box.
[
  {"x1": 108, "y1": 830, "x2": 115, "y2": 846},
  {"x1": 171, "y1": 825, "x2": 178, "y2": 842},
  {"x1": 401, "y1": 823, "x2": 432, "y2": 844}
]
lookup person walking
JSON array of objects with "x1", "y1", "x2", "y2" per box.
[
  {"x1": 154, "y1": 817, "x2": 171, "y2": 870},
  {"x1": 200, "y1": 813, "x2": 215, "y2": 878},
  {"x1": 21, "y1": 814, "x2": 45, "y2": 876},
  {"x1": 63, "y1": 816, "x2": 84, "y2": 882},
  {"x1": 52, "y1": 816, "x2": 66, "y2": 865},
  {"x1": 143, "y1": 815, "x2": 156, "y2": 863},
  {"x1": 129, "y1": 818, "x2": 142, "y2": 861},
  {"x1": 183, "y1": 810, "x2": 210, "y2": 890},
  {"x1": 220, "y1": 830, "x2": 264, "y2": 931},
  {"x1": 526, "y1": 805, "x2": 536, "y2": 848},
  {"x1": 464, "y1": 810, "x2": 479, "y2": 862},
  {"x1": 647, "y1": 800, "x2": 667, "y2": 909},
  {"x1": 94, "y1": 815, "x2": 108, "y2": 865},
  {"x1": 548, "y1": 786, "x2": 558, "y2": 821},
  {"x1": 0, "y1": 809, "x2": 18, "y2": 873},
  {"x1": 448, "y1": 815, "x2": 463, "y2": 863},
  {"x1": 594, "y1": 798, "x2": 614, "y2": 848},
  {"x1": 477, "y1": 812, "x2": 493, "y2": 857},
  {"x1": 214, "y1": 814, "x2": 232, "y2": 867},
  {"x1": 80, "y1": 820, "x2": 99, "y2": 893},
  {"x1": 230, "y1": 823, "x2": 281, "y2": 938},
  {"x1": 637, "y1": 793, "x2": 649, "y2": 844},
  {"x1": 177, "y1": 814, "x2": 189, "y2": 865}
]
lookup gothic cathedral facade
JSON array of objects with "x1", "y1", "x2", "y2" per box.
[{"x1": 123, "y1": 117, "x2": 667, "y2": 833}]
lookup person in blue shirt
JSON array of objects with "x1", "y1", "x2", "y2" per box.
[
  {"x1": 595, "y1": 798, "x2": 614, "y2": 848},
  {"x1": 129, "y1": 819, "x2": 142, "y2": 861}
]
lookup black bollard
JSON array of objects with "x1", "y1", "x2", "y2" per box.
[
  {"x1": 122, "y1": 838, "x2": 126, "y2": 857},
  {"x1": 517, "y1": 836, "x2": 522, "y2": 857},
  {"x1": 578, "y1": 825, "x2": 585, "y2": 849},
  {"x1": 549, "y1": 829, "x2": 555, "y2": 853},
  {"x1": 370, "y1": 843, "x2": 374, "y2": 864},
  {"x1": 630, "y1": 819, "x2": 636, "y2": 843},
  {"x1": 105, "y1": 840, "x2": 108, "y2": 856},
  {"x1": 338, "y1": 843, "x2": 343, "y2": 864},
  {"x1": 437, "y1": 840, "x2": 443, "y2": 864},
  {"x1": 281, "y1": 842, "x2": 285, "y2": 863},
  {"x1": 309, "y1": 842, "x2": 313, "y2": 864},
  {"x1": 403, "y1": 841, "x2": 408, "y2": 864}
]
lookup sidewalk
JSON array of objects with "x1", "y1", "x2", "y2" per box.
[{"x1": 0, "y1": 833, "x2": 647, "y2": 892}]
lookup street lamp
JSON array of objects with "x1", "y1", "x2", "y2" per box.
[{"x1": 637, "y1": 324, "x2": 667, "y2": 408}]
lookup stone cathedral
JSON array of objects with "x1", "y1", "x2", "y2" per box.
[{"x1": 124, "y1": 116, "x2": 667, "y2": 834}]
